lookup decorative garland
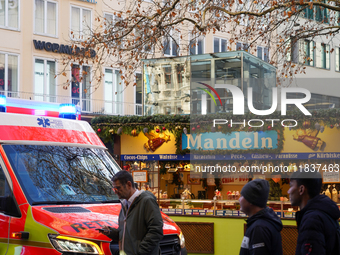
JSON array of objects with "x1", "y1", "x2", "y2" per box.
[{"x1": 91, "y1": 109, "x2": 340, "y2": 155}]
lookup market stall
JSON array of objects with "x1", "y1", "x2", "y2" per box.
[
  {"x1": 92, "y1": 111, "x2": 340, "y2": 254},
  {"x1": 92, "y1": 112, "x2": 340, "y2": 213}
]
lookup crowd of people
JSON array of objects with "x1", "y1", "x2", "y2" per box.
[{"x1": 101, "y1": 170, "x2": 340, "y2": 255}]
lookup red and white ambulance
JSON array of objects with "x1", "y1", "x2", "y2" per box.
[{"x1": 0, "y1": 96, "x2": 186, "y2": 255}]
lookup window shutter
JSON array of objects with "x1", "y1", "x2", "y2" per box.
[
  {"x1": 286, "y1": 38, "x2": 291, "y2": 61},
  {"x1": 315, "y1": 42, "x2": 321, "y2": 68},
  {"x1": 326, "y1": 44, "x2": 330, "y2": 69},
  {"x1": 309, "y1": 41, "x2": 314, "y2": 66},
  {"x1": 299, "y1": 39, "x2": 305, "y2": 64},
  {"x1": 336, "y1": 48, "x2": 339, "y2": 72}
]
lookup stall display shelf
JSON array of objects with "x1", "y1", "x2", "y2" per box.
[{"x1": 159, "y1": 199, "x2": 299, "y2": 218}]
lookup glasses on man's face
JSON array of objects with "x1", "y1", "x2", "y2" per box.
[{"x1": 112, "y1": 185, "x2": 123, "y2": 192}]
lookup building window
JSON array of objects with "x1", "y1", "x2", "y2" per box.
[
  {"x1": 35, "y1": 0, "x2": 57, "y2": 36},
  {"x1": 214, "y1": 37, "x2": 227, "y2": 53},
  {"x1": 190, "y1": 36, "x2": 204, "y2": 55},
  {"x1": 104, "y1": 13, "x2": 113, "y2": 24},
  {"x1": 135, "y1": 73, "x2": 142, "y2": 115},
  {"x1": 236, "y1": 42, "x2": 249, "y2": 51},
  {"x1": 164, "y1": 66, "x2": 172, "y2": 89},
  {"x1": 303, "y1": 40, "x2": 314, "y2": 66},
  {"x1": 71, "y1": 6, "x2": 91, "y2": 40},
  {"x1": 164, "y1": 29, "x2": 179, "y2": 56},
  {"x1": 315, "y1": 42, "x2": 330, "y2": 69},
  {"x1": 103, "y1": 12, "x2": 114, "y2": 32},
  {"x1": 257, "y1": 46, "x2": 269, "y2": 62},
  {"x1": 135, "y1": 26, "x2": 153, "y2": 53},
  {"x1": 104, "y1": 69, "x2": 123, "y2": 115},
  {"x1": 0, "y1": 52, "x2": 18, "y2": 97},
  {"x1": 71, "y1": 64, "x2": 91, "y2": 112},
  {"x1": 336, "y1": 47, "x2": 340, "y2": 72},
  {"x1": 303, "y1": 0, "x2": 329, "y2": 23},
  {"x1": 0, "y1": 0, "x2": 19, "y2": 29},
  {"x1": 34, "y1": 59, "x2": 56, "y2": 102}
]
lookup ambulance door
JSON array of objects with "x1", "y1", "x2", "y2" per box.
[{"x1": 0, "y1": 162, "x2": 9, "y2": 254}]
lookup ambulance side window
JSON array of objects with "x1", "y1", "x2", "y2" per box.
[
  {"x1": 0, "y1": 164, "x2": 20, "y2": 217},
  {"x1": 0, "y1": 166, "x2": 6, "y2": 197}
]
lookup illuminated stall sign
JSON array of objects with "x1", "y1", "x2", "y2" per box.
[{"x1": 182, "y1": 131, "x2": 278, "y2": 150}]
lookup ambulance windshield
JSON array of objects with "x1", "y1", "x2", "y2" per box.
[{"x1": 4, "y1": 145, "x2": 121, "y2": 204}]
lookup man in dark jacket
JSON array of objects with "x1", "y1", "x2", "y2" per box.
[
  {"x1": 102, "y1": 171, "x2": 163, "y2": 255},
  {"x1": 288, "y1": 170, "x2": 340, "y2": 255},
  {"x1": 239, "y1": 179, "x2": 283, "y2": 255}
]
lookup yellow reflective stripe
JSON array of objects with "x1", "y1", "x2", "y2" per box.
[
  {"x1": 9, "y1": 239, "x2": 53, "y2": 249},
  {"x1": 24, "y1": 206, "x2": 58, "y2": 243}
]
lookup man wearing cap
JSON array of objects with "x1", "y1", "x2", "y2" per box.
[{"x1": 239, "y1": 179, "x2": 283, "y2": 255}]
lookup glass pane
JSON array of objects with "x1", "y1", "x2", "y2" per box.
[
  {"x1": 104, "y1": 13, "x2": 113, "y2": 25},
  {"x1": 34, "y1": 59, "x2": 44, "y2": 100},
  {"x1": 214, "y1": 38, "x2": 219, "y2": 53},
  {"x1": 83, "y1": 66, "x2": 91, "y2": 98},
  {"x1": 47, "y1": 61, "x2": 56, "y2": 101},
  {"x1": 46, "y1": 2, "x2": 56, "y2": 35},
  {"x1": 82, "y1": 66, "x2": 91, "y2": 112},
  {"x1": 104, "y1": 69, "x2": 113, "y2": 114},
  {"x1": 198, "y1": 38, "x2": 203, "y2": 54},
  {"x1": 236, "y1": 42, "x2": 242, "y2": 51},
  {"x1": 0, "y1": 0, "x2": 6, "y2": 26},
  {"x1": 257, "y1": 46, "x2": 262, "y2": 59},
  {"x1": 164, "y1": 37, "x2": 170, "y2": 55},
  {"x1": 221, "y1": 39, "x2": 227, "y2": 52},
  {"x1": 7, "y1": 54, "x2": 18, "y2": 93},
  {"x1": 171, "y1": 39, "x2": 178, "y2": 56},
  {"x1": 215, "y1": 58, "x2": 242, "y2": 113},
  {"x1": 115, "y1": 70, "x2": 123, "y2": 114},
  {"x1": 71, "y1": 64, "x2": 80, "y2": 106},
  {"x1": 0, "y1": 53, "x2": 4, "y2": 92},
  {"x1": 164, "y1": 66, "x2": 172, "y2": 89},
  {"x1": 8, "y1": 0, "x2": 18, "y2": 28},
  {"x1": 104, "y1": 69, "x2": 113, "y2": 101},
  {"x1": 264, "y1": 47, "x2": 269, "y2": 62},
  {"x1": 82, "y1": 9, "x2": 91, "y2": 39},
  {"x1": 71, "y1": 7, "x2": 80, "y2": 39},
  {"x1": 136, "y1": 73, "x2": 142, "y2": 104},
  {"x1": 190, "y1": 39, "x2": 196, "y2": 55},
  {"x1": 35, "y1": 0, "x2": 44, "y2": 33},
  {"x1": 4, "y1": 145, "x2": 120, "y2": 204},
  {"x1": 321, "y1": 44, "x2": 325, "y2": 68}
]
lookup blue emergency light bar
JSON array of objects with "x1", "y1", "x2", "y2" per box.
[
  {"x1": 0, "y1": 95, "x2": 6, "y2": 112},
  {"x1": 59, "y1": 104, "x2": 78, "y2": 120},
  {"x1": 0, "y1": 95, "x2": 80, "y2": 119}
]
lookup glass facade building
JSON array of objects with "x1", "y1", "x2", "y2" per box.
[{"x1": 143, "y1": 51, "x2": 277, "y2": 115}]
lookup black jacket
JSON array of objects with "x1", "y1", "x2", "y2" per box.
[
  {"x1": 239, "y1": 207, "x2": 283, "y2": 255},
  {"x1": 295, "y1": 195, "x2": 340, "y2": 255},
  {"x1": 108, "y1": 191, "x2": 164, "y2": 255}
]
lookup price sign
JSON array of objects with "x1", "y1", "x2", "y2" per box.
[{"x1": 132, "y1": 170, "x2": 148, "y2": 183}]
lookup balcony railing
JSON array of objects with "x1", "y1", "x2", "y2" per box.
[{"x1": 0, "y1": 91, "x2": 142, "y2": 116}]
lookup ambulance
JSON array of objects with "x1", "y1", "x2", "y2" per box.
[{"x1": 0, "y1": 96, "x2": 186, "y2": 255}]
